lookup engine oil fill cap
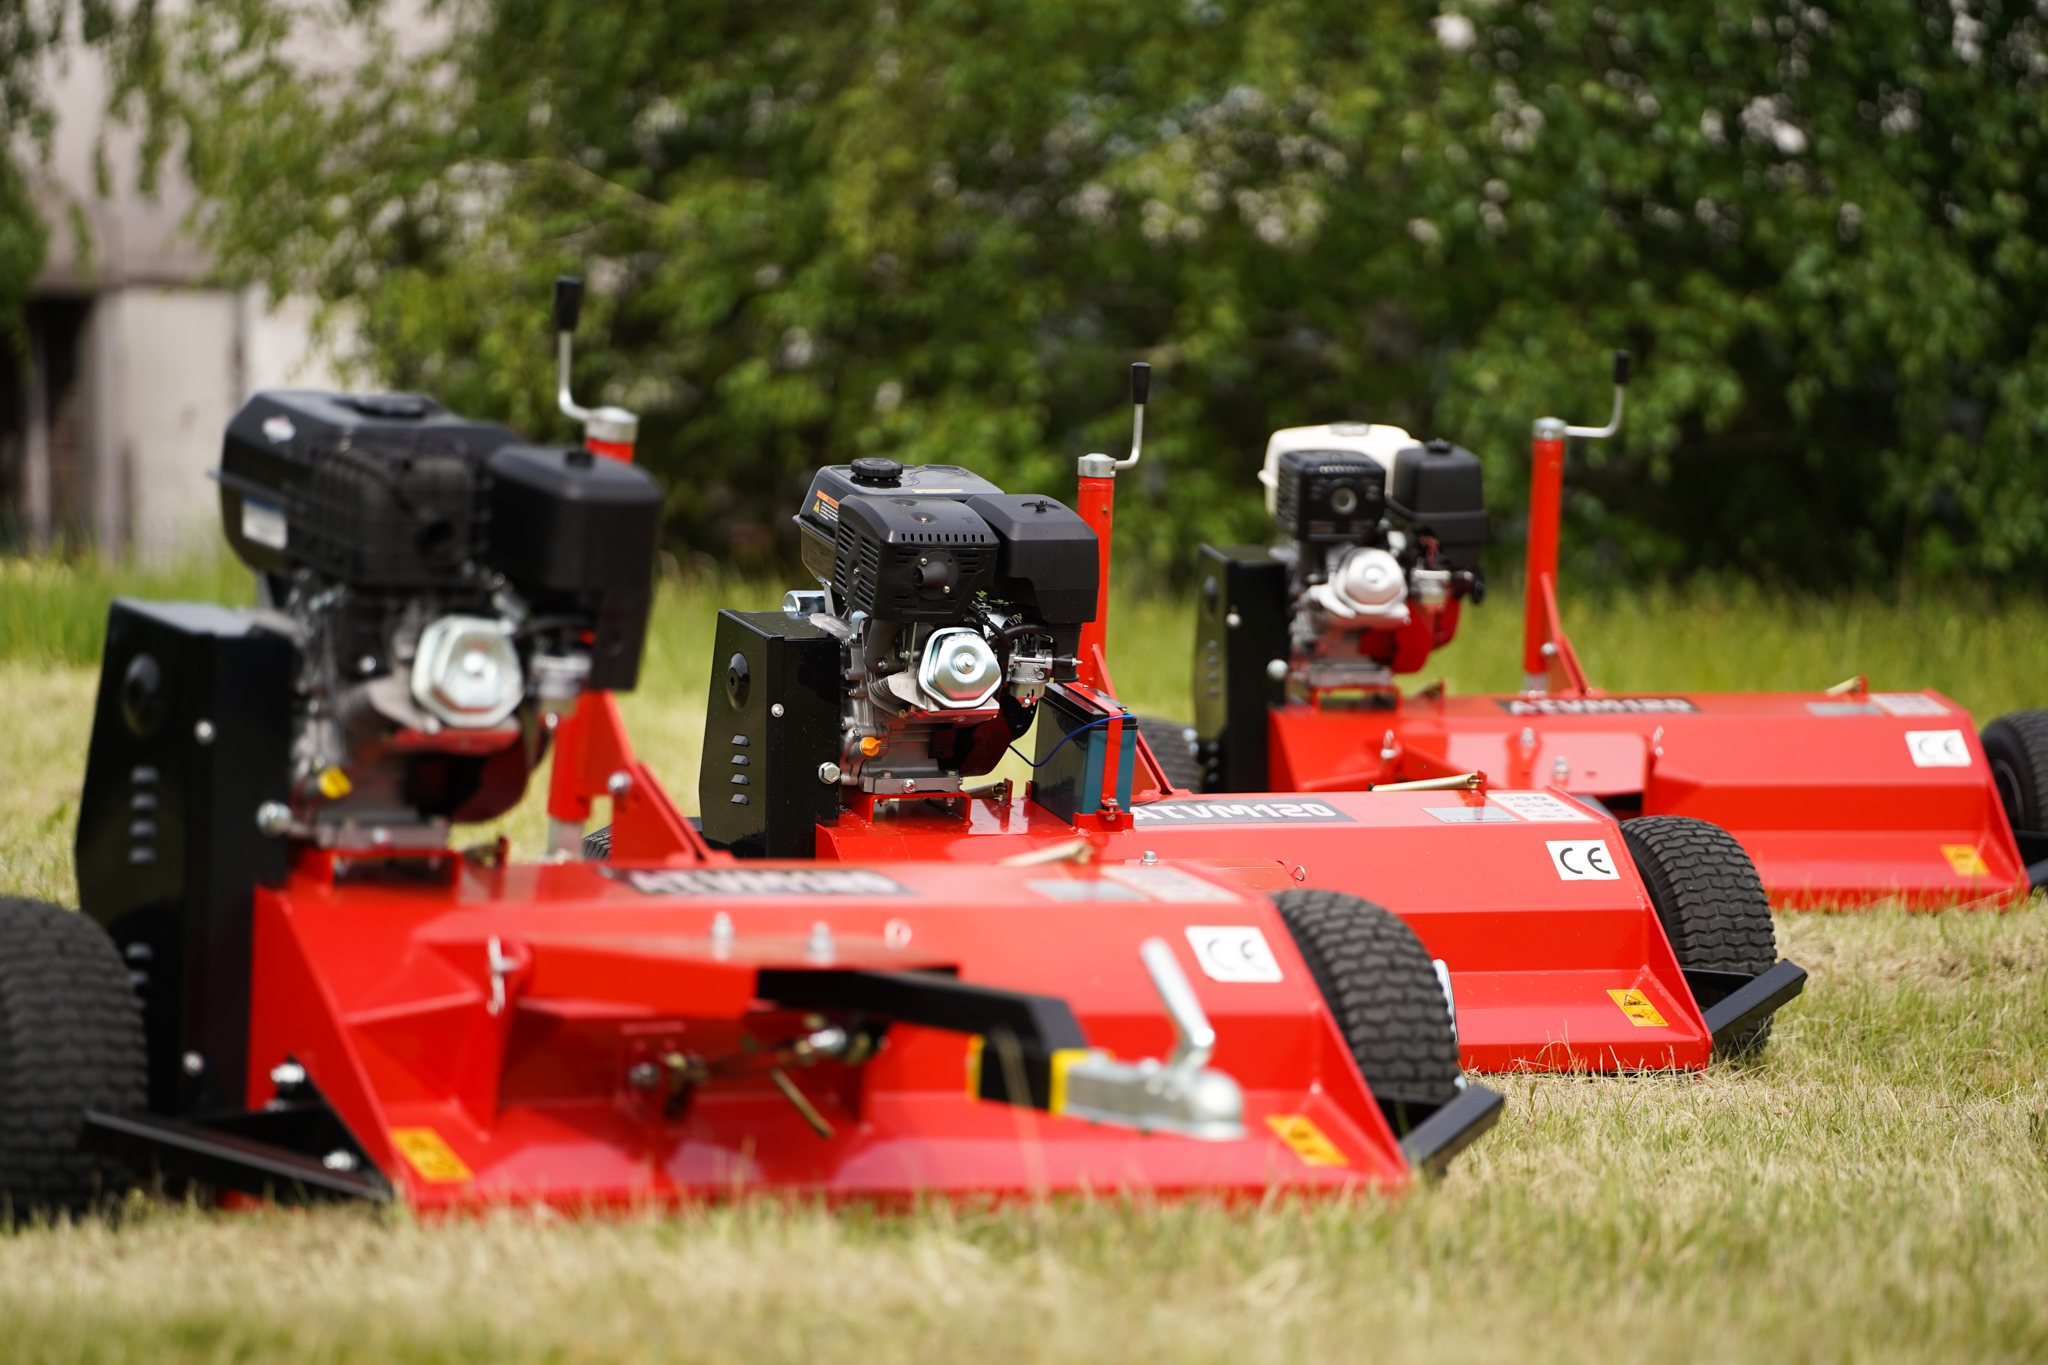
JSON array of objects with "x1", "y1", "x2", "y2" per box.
[{"x1": 850, "y1": 457, "x2": 905, "y2": 488}]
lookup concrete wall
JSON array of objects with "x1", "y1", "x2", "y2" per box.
[{"x1": 12, "y1": 17, "x2": 351, "y2": 563}]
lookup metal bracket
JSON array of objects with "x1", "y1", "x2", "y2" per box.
[
  {"x1": 1694, "y1": 960, "x2": 1809, "y2": 1048},
  {"x1": 1396, "y1": 1084, "x2": 1506, "y2": 1178},
  {"x1": 82, "y1": 1107, "x2": 391, "y2": 1204}
]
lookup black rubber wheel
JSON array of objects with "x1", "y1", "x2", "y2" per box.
[
  {"x1": 1618, "y1": 816, "x2": 1778, "y2": 1056},
  {"x1": 1133, "y1": 715, "x2": 1202, "y2": 792},
  {"x1": 0, "y1": 897, "x2": 146, "y2": 1220},
  {"x1": 1269, "y1": 889, "x2": 1461, "y2": 1135},
  {"x1": 1981, "y1": 711, "x2": 2048, "y2": 863},
  {"x1": 583, "y1": 825, "x2": 612, "y2": 860}
]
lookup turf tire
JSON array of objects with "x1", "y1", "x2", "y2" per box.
[
  {"x1": 1980, "y1": 710, "x2": 2048, "y2": 865},
  {"x1": 0, "y1": 897, "x2": 146, "y2": 1220},
  {"x1": 1269, "y1": 889, "x2": 1460, "y2": 1135},
  {"x1": 1133, "y1": 715, "x2": 1202, "y2": 792},
  {"x1": 1618, "y1": 816, "x2": 1778, "y2": 1056}
]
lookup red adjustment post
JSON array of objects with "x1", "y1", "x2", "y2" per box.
[
  {"x1": 1520, "y1": 349, "x2": 1629, "y2": 693},
  {"x1": 1520, "y1": 418, "x2": 1567, "y2": 690}
]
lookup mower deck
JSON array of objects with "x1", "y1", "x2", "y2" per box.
[
  {"x1": 218, "y1": 854, "x2": 1424, "y2": 1207},
  {"x1": 1276, "y1": 687, "x2": 2026, "y2": 908},
  {"x1": 819, "y1": 787, "x2": 1721, "y2": 1072}
]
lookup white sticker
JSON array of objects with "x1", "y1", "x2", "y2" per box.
[
  {"x1": 1547, "y1": 839, "x2": 1621, "y2": 880},
  {"x1": 261, "y1": 414, "x2": 297, "y2": 444},
  {"x1": 1489, "y1": 791, "x2": 1596, "y2": 823},
  {"x1": 1905, "y1": 730, "x2": 1971, "y2": 768},
  {"x1": 1026, "y1": 879, "x2": 1144, "y2": 902},
  {"x1": 1102, "y1": 865, "x2": 1240, "y2": 903},
  {"x1": 1184, "y1": 926, "x2": 1284, "y2": 983},
  {"x1": 240, "y1": 498, "x2": 288, "y2": 551},
  {"x1": 1423, "y1": 806, "x2": 1519, "y2": 823},
  {"x1": 1872, "y1": 693, "x2": 1948, "y2": 717}
]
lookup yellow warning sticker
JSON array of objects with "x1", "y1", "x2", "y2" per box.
[
  {"x1": 390, "y1": 1127, "x2": 474, "y2": 1184},
  {"x1": 1265, "y1": 1114, "x2": 1350, "y2": 1167},
  {"x1": 1607, "y1": 988, "x2": 1669, "y2": 1028},
  {"x1": 1941, "y1": 844, "x2": 1991, "y2": 877}
]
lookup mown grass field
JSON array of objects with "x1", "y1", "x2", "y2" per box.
[{"x1": 0, "y1": 559, "x2": 2044, "y2": 1363}]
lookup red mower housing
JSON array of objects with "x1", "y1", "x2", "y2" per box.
[
  {"x1": 645, "y1": 367, "x2": 1804, "y2": 1081},
  {"x1": 1192, "y1": 354, "x2": 2034, "y2": 908},
  {"x1": 3, "y1": 335, "x2": 1499, "y2": 1217}
]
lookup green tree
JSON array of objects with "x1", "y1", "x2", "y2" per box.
[{"x1": 174, "y1": 0, "x2": 2048, "y2": 589}]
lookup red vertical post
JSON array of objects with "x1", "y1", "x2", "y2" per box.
[
  {"x1": 1075, "y1": 467, "x2": 1116, "y2": 693},
  {"x1": 545, "y1": 411, "x2": 638, "y2": 851},
  {"x1": 1521, "y1": 417, "x2": 1567, "y2": 689}
]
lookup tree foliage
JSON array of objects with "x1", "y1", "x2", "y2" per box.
[{"x1": 175, "y1": 0, "x2": 2048, "y2": 586}]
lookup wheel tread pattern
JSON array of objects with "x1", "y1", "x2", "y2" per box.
[
  {"x1": 1980, "y1": 710, "x2": 2048, "y2": 834},
  {"x1": 1619, "y1": 816, "x2": 1777, "y2": 1055},
  {"x1": 1270, "y1": 889, "x2": 1460, "y2": 1107},
  {"x1": 0, "y1": 898, "x2": 147, "y2": 1218},
  {"x1": 1133, "y1": 715, "x2": 1202, "y2": 793}
]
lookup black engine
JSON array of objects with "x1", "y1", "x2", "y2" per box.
[{"x1": 700, "y1": 456, "x2": 1098, "y2": 855}]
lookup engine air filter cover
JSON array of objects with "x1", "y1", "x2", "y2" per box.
[
  {"x1": 963, "y1": 493, "x2": 1098, "y2": 624},
  {"x1": 1391, "y1": 439, "x2": 1488, "y2": 570}
]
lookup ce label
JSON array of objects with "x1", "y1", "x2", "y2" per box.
[{"x1": 1546, "y1": 839, "x2": 1621, "y2": 881}]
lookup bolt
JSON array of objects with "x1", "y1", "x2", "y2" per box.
[
  {"x1": 1141, "y1": 850, "x2": 1159, "y2": 865},
  {"x1": 1552, "y1": 756, "x2": 1571, "y2": 782},
  {"x1": 1520, "y1": 727, "x2": 1537, "y2": 749},
  {"x1": 194, "y1": 719, "x2": 216, "y2": 745},
  {"x1": 818, "y1": 761, "x2": 842, "y2": 784},
  {"x1": 255, "y1": 801, "x2": 293, "y2": 836},
  {"x1": 182, "y1": 1051, "x2": 205, "y2": 1076},
  {"x1": 1226, "y1": 611, "x2": 1242, "y2": 629},
  {"x1": 270, "y1": 1061, "x2": 307, "y2": 1088},
  {"x1": 627, "y1": 1061, "x2": 661, "y2": 1090},
  {"x1": 771, "y1": 703, "x2": 786, "y2": 717},
  {"x1": 1266, "y1": 658, "x2": 1288, "y2": 681},
  {"x1": 322, "y1": 1149, "x2": 360, "y2": 1172},
  {"x1": 807, "y1": 921, "x2": 835, "y2": 960},
  {"x1": 710, "y1": 911, "x2": 736, "y2": 954},
  {"x1": 607, "y1": 770, "x2": 632, "y2": 796}
]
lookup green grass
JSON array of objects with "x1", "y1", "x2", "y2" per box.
[
  {"x1": 0, "y1": 910, "x2": 2039, "y2": 1364},
  {"x1": 1, "y1": 557, "x2": 2045, "y2": 1362}
]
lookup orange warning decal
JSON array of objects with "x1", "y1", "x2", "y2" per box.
[
  {"x1": 1265, "y1": 1114, "x2": 1349, "y2": 1167},
  {"x1": 390, "y1": 1127, "x2": 474, "y2": 1183},
  {"x1": 1941, "y1": 844, "x2": 1991, "y2": 877},
  {"x1": 1607, "y1": 988, "x2": 1668, "y2": 1028}
]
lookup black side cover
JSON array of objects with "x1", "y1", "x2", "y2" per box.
[
  {"x1": 698, "y1": 611, "x2": 842, "y2": 858},
  {"x1": 1192, "y1": 545, "x2": 1288, "y2": 792},
  {"x1": 76, "y1": 600, "x2": 294, "y2": 1116}
]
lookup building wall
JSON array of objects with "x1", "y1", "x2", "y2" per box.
[{"x1": 10, "y1": 20, "x2": 351, "y2": 563}]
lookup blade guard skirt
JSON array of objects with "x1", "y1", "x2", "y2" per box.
[
  {"x1": 1272, "y1": 689, "x2": 2027, "y2": 908},
  {"x1": 241, "y1": 857, "x2": 1429, "y2": 1207},
  {"x1": 818, "y1": 788, "x2": 1741, "y2": 1074}
]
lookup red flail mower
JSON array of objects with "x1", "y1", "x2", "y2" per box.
[
  {"x1": 1185, "y1": 352, "x2": 2046, "y2": 909},
  {"x1": 0, "y1": 283, "x2": 1498, "y2": 1218},
  {"x1": 602, "y1": 360, "x2": 1806, "y2": 1081}
]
